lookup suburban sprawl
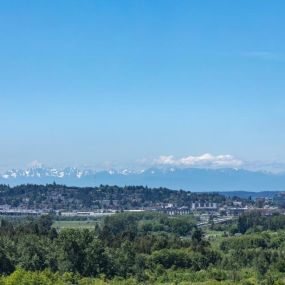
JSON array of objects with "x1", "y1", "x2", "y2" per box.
[{"x1": 0, "y1": 184, "x2": 284, "y2": 226}]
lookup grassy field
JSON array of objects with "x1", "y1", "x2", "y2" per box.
[
  {"x1": 53, "y1": 220, "x2": 98, "y2": 230},
  {"x1": 204, "y1": 229, "x2": 227, "y2": 247}
]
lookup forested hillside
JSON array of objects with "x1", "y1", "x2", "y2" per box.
[{"x1": 0, "y1": 184, "x2": 227, "y2": 210}]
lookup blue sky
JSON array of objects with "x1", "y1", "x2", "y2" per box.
[{"x1": 0, "y1": 1, "x2": 285, "y2": 171}]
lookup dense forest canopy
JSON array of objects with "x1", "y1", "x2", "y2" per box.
[{"x1": 0, "y1": 211, "x2": 285, "y2": 284}]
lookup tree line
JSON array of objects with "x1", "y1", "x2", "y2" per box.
[
  {"x1": 1, "y1": 212, "x2": 285, "y2": 284},
  {"x1": 0, "y1": 184, "x2": 230, "y2": 210}
]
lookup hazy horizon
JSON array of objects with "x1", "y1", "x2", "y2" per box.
[
  {"x1": 1, "y1": 153, "x2": 285, "y2": 175},
  {"x1": 1, "y1": 1, "x2": 285, "y2": 172}
]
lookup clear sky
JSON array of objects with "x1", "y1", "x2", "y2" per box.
[{"x1": 0, "y1": 1, "x2": 285, "y2": 171}]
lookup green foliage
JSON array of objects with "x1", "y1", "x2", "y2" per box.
[
  {"x1": 0, "y1": 184, "x2": 227, "y2": 210},
  {"x1": 1, "y1": 212, "x2": 285, "y2": 283},
  {"x1": 237, "y1": 212, "x2": 285, "y2": 234}
]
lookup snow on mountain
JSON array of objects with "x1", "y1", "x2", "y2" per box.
[
  {"x1": 8, "y1": 167, "x2": 97, "y2": 178},
  {"x1": 1, "y1": 166, "x2": 285, "y2": 191}
]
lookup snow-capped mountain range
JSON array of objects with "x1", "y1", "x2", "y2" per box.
[
  {"x1": 2, "y1": 167, "x2": 95, "y2": 180},
  {"x1": 0, "y1": 167, "x2": 146, "y2": 187},
  {"x1": 1, "y1": 167, "x2": 142, "y2": 180},
  {"x1": 1, "y1": 166, "x2": 285, "y2": 191}
]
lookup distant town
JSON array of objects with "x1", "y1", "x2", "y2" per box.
[{"x1": 1, "y1": 184, "x2": 285, "y2": 227}]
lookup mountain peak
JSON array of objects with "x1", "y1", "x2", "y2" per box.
[{"x1": 0, "y1": 166, "x2": 284, "y2": 191}]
